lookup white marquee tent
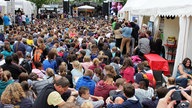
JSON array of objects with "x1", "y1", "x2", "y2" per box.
[
  {"x1": 0, "y1": 0, "x2": 7, "y2": 14},
  {"x1": 0, "y1": 0, "x2": 36, "y2": 18},
  {"x1": 15, "y1": 0, "x2": 36, "y2": 17},
  {"x1": 120, "y1": 0, "x2": 192, "y2": 77}
]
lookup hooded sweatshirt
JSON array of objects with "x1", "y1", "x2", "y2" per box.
[
  {"x1": 0, "y1": 79, "x2": 14, "y2": 96},
  {"x1": 75, "y1": 76, "x2": 96, "y2": 95},
  {"x1": 94, "y1": 80, "x2": 117, "y2": 100},
  {"x1": 107, "y1": 96, "x2": 142, "y2": 108}
]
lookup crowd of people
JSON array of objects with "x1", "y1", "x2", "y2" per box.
[{"x1": 0, "y1": 12, "x2": 191, "y2": 108}]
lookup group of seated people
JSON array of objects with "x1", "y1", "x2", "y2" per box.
[
  {"x1": 0, "y1": 16, "x2": 191, "y2": 108},
  {"x1": 0, "y1": 56, "x2": 191, "y2": 108}
]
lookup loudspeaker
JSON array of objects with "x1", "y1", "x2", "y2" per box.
[
  {"x1": 103, "y1": 2, "x2": 108, "y2": 16},
  {"x1": 63, "y1": 0, "x2": 69, "y2": 14}
]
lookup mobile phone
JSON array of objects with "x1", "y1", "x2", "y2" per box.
[{"x1": 171, "y1": 90, "x2": 191, "y2": 101}]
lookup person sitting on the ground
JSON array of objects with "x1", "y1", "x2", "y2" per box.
[
  {"x1": 90, "y1": 44, "x2": 98, "y2": 60},
  {"x1": 120, "y1": 58, "x2": 135, "y2": 83},
  {"x1": 1, "y1": 56, "x2": 22, "y2": 80},
  {"x1": 13, "y1": 36, "x2": 26, "y2": 56},
  {"x1": 33, "y1": 77, "x2": 72, "y2": 108},
  {"x1": 88, "y1": 58, "x2": 102, "y2": 72},
  {"x1": 20, "y1": 81, "x2": 37, "y2": 104},
  {"x1": 77, "y1": 50, "x2": 86, "y2": 62},
  {"x1": 106, "y1": 83, "x2": 142, "y2": 108},
  {"x1": 109, "y1": 78, "x2": 127, "y2": 101},
  {"x1": 32, "y1": 62, "x2": 45, "y2": 79},
  {"x1": 76, "y1": 86, "x2": 104, "y2": 108},
  {"x1": 71, "y1": 61, "x2": 84, "y2": 87},
  {"x1": 176, "y1": 57, "x2": 192, "y2": 88},
  {"x1": 92, "y1": 68, "x2": 104, "y2": 83},
  {"x1": 0, "y1": 70, "x2": 14, "y2": 97},
  {"x1": 81, "y1": 56, "x2": 93, "y2": 71},
  {"x1": 94, "y1": 74, "x2": 117, "y2": 101},
  {"x1": 30, "y1": 68, "x2": 54, "y2": 95},
  {"x1": 142, "y1": 86, "x2": 168, "y2": 108},
  {"x1": 43, "y1": 50, "x2": 57, "y2": 73},
  {"x1": 0, "y1": 82, "x2": 32, "y2": 108},
  {"x1": 58, "y1": 63, "x2": 73, "y2": 88},
  {"x1": 166, "y1": 77, "x2": 177, "y2": 90},
  {"x1": 141, "y1": 61, "x2": 156, "y2": 88},
  {"x1": 135, "y1": 62, "x2": 156, "y2": 88},
  {"x1": 75, "y1": 69, "x2": 96, "y2": 95},
  {"x1": 104, "y1": 65, "x2": 120, "y2": 81},
  {"x1": 135, "y1": 79, "x2": 154, "y2": 106},
  {"x1": 1, "y1": 41, "x2": 13, "y2": 59},
  {"x1": 110, "y1": 57, "x2": 121, "y2": 76}
]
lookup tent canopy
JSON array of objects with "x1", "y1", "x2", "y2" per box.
[
  {"x1": 119, "y1": 0, "x2": 192, "y2": 78},
  {"x1": 78, "y1": 5, "x2": 95, "y2": 10},
  {"x1": 0, "y1": 1, "x2": 7, "y2": 7},
  {"x1": 120, "y1": 0, "x2": 192, "y2": 16}
]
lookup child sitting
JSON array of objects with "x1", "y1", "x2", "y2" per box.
[{"x1": 76, "y1": 86, "x2": 104, "y2": 108}]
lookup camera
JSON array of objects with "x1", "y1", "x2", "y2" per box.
[
  {"x1": 171, "y1": 90, "x2": 191, "y2": 101},
  {"x1": 177, "y1": 102, "x2": 189, "y2": 108}
]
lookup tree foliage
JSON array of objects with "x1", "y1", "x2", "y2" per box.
[{"x1": 29, "y1": 0, "x2": 60, "y2": 9}]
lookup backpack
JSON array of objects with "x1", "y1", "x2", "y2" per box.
[
  {"x1": 20, "y1": 60, "x2": 32, "y2": 74},
  {"x1": 142, "y1": 72, "x2": 156, "y2": 88},
  {"x1": 33, "y1": 48, "x2": 43, "y2": 63}
]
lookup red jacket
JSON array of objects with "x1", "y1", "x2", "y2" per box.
[
  {"x1": 88, "y1": 65, "x2": 102, "y2": 72},
  {"x1": 120, "y1": 67, "x2": 135, "y2": 83},
  {"x1": 94, "y1": 80, "x2": 117, "y2": 100}
]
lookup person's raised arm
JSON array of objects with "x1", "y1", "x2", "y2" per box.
[{"x1": 157, "y1": 89, "x2": 176, "y2": 108}]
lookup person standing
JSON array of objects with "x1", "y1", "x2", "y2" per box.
[
  {"x1": 0, "y1": 12, "x2": 3, "y2": 32},
  {"x1": 3, "y1": 14, "x2": 10, "y2": 31},
  {"x1": 26, "y1": 15, "x2": 30, "y2": 25},
  {"x1": 130, "y1": 21, "x2": 140, "y2": 47},
  {"x1": 114, "y1": 22, "x2": 123, "y2": 49},
  {"x1": 0, "y1": 12, "x2": 3, "y2": 25},
  {"x1": 21, "y1": 13, "x2": 26, "y2": 26},
  {"x1": 120, "y1": 22, "x2": 132, "y2": 55}
]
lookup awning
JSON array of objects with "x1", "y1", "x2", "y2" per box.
[{"x1": 78, "y1": 5, "x2": 95, "y2": 10}]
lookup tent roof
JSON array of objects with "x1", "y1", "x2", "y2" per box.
[
  {"x1": 120, "y1": 0, "x2": 192, "y2": 16},
  {"x1": 0, "y1": 1, "x2": 7, "y2": 7},
  {"x1": 78, "y1": 5, "x2": 95, "y2": 9}
]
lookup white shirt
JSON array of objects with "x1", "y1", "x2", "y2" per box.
[
  {"x1": 135, "y1": 87, "x2": 154, "y2": 104},
  {"x1": 21, "y1": 15, "x2": 26, "y2": 22}
]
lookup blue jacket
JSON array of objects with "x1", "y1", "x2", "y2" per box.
[
  {"x1": 43, "y1": 60, "x2": 57, "y2": 73},
  {"x1": 3, "y1": 16, "x2": 10, "y2": 26},
  {"x1": 75, "y1": 76, "x2": 96, "y2": 95},
  {"x1": 107, "y1": 96, "x2": 142, "y2": 108},
  {"x1": 122, "y1": 27, "x2": 132, "y2": 38}
]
